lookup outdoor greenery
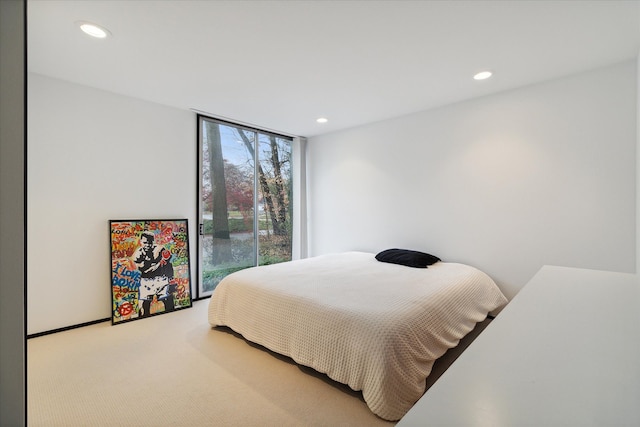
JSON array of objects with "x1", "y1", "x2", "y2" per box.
[{"x1": 201, "y1": 118, "x2": 293, "y2": 293}]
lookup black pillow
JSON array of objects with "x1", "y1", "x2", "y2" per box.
[{"x1": 375, "y1": 248, "x2": 441, "y2": 268}]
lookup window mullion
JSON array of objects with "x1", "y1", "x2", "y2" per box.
[{"x1": 253, "y1": 131, "x2": 259, "y2": 267}]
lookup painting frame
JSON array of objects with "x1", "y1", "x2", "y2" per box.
[{"x1": 110, "y1": 219, "x2": 192, "y2": 325}]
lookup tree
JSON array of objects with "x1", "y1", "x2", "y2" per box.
[
  {"x1": 206, "y1": 121, "x2": 232, "y2": 263},
  {"x1": 224, "y1": 160, "x2": 254, "y2": 227},
  {"x1": 235, "y1": 130, "x2": 292, "y2": 237},
  {"x1": 267, "y1": 135, "x2": 289, "y2": 236},
  {"x1": 201, "y1": 120, "x2": 292, "y2": 272}
]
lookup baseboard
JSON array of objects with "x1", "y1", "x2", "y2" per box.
[
  {"x1": 27, "y1": 317, "x2": 111, "y2": 339},
  {"x1": 27, "y1": 296, "x2": 212, "y2": 339}
]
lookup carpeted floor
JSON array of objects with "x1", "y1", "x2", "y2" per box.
[{"x1": 28, "y1": 299, "x2": 489, "y2": 426}]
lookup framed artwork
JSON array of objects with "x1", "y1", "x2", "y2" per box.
[{"x1": 110, "y1": 219, "x2": 192, "y2": 324}]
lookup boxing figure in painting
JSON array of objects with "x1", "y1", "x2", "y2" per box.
[{"x1": 132, "y1": 231, "x2": 175, "y2": 317}]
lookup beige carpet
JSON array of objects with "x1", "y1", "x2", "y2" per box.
[{"x1": 28, "y1": 299, "x2": 489, "y2": 426}]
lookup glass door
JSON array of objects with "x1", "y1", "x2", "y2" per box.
[
  {"x1": 198, "y1": 116, "x2": 293, "y2": 297},
  {"x1": 199, "y1": 118, "x2": 256, "y2": 295}
]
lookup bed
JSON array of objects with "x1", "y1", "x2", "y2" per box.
[{"x1": 208, "y1": 251, "x2": 508, "y2": 421}]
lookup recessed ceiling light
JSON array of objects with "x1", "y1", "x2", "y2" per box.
[
  {"x1": 473, "y1": 71, "x2": 493, "y2": 80},
  {"x1": 316, "y1": 117, "x2": 328, "y2": 124},
  {"x1": 77, "y1": 21, "x2": 111, "y2": 39}
]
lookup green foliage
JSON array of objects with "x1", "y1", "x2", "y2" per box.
[
  {"x1": 258, "y1": 254, "x2": 289, "y2": 265},
  {"x1": 203, "y1": 217, "x2": 254, "y2": 233},
  {"x1": 202, "y1": 234, "x2": 292, "y2": 293},
  {"x1": 258, "y1": 234, "x2": 291, "y2": 265},
  {"x1": 202, "y1": 265, "x2": 248, "y2": 292}
]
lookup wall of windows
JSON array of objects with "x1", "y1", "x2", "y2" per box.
[{"x1": 198, "y1": 116, "x2": 293, "y2": 296}]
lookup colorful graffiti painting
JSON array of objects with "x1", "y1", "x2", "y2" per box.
[{"x1": 110, "y1": 219, "x2": 192, "y2": 324}]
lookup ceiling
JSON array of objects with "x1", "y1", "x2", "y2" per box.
[{"x1": 27, "y1": 0, "x2": 640, "y2": 138}]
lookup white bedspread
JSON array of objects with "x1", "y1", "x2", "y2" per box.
[{"x1": 208, "y1": 251, "x2": 508, "y2": 421}]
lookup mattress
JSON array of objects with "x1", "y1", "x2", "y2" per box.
[{"x1": 208, "y1": 251, "x2": 508, "y2": 420}]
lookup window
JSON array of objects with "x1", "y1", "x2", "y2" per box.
[{"x1": 198, "y1": 116, "x2": 293, "y2": 296}]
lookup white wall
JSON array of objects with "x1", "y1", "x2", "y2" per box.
[
  {"x1": 27, "y1": 60, "x2": 637, "y2": 332},
  {"x1": 27, "y1": 73, "x2": 196, "y2": 334},
  {"x1": 308, "y1": 61, "x2": 637, "y2": 299}
]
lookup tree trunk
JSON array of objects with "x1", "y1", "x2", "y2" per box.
[
  {"x1": 237, "y1": 131, "x2": 283, "y2": 236},
  {"x1": 207, "y1": 122, "x2": 232, "y2": 263},
  {"x1": 269, "y1": 136, "x2": 288, "y2": 236}
]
